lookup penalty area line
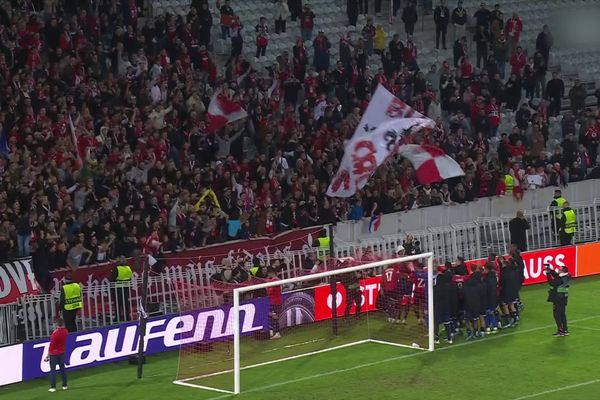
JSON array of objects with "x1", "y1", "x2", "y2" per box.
[
  {"x1": 509, "y1": 378, "x2": 600, "y2": 400},
  {"x1": 199, "y1": 314, "x2": 600, "y2": 400}
]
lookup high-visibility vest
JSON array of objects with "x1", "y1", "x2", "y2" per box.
[
  {"x1": 63, "y1": 283, "x2": 82, "y2": 310},
  {"x1": 563, "y1": 209, "x2": 577, "y2": 234},
  {"x1": 249, "y1": 266, "x2": 260, "y2": 277},
  {"x1": 504, "y1": 174, "x2": 514, "y2": 194},
  {"x1": 317, "y1": 237, "x2": 330, "y2": 261},
  {"x1": 116, "y1": 265, "x2": 133, "y2": 281},
  {"x1": 553, "y1": 196, "x2": 567, "y2": 219}
]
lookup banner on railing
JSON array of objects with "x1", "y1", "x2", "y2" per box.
[
  {"x1": 48, "y1": 227, "x2": 322, "y2": 292},
  {"x1": 0, "y1": 258, "x2": 39, "y2": 304}
]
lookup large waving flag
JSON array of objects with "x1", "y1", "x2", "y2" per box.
[
  {"x1": 207, "y1": 93, "x2": 248, "y2": 133},
  {"x1": 397, "y1": 144, "x2": 465, "y2": 184},
  {"x1": 327, "y1": 85, "x2": 464, "y2": 197}
]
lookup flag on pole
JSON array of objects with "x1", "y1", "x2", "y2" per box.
[
  {"x1": 207, "y1": 93, "x2": 248, "y2": 133},
  {"x1": 68, "y1": 114, "x2": 86, "y2": 168},
  {"x1": 267, "y1": 79, "x2": 281, "y2": 111},
  {"x1": 326, "y1": 85, "x2": 434, "y2": 198}
]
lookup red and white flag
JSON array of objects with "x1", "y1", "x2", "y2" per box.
[
  {"x1": 207, "y1": 93, "x2": 248, "y2": 133},
  {"x1": 267, "y1": 79, "x2": 281, "y2": 111},
  {"x1": 397, "y1": 144, "x2": 464, "y2": 184},
  {"x1": 328, "y1": 85, "x2": 453, "y2": 197}
]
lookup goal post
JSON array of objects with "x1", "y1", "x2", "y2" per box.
[{"x1": 232, "y1": 252, "x2": 435, "y2": 394}]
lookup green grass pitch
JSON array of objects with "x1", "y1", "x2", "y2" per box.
[{"x1": 2, "y1": 276, "x2": 600, "y2": 400}]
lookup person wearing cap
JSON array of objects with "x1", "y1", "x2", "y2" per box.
[
  {"x1": 60, "y1": 275, "x2": 82, "y2": 332},
  {"x1": 546, "y1": 265, "x2": 571, "y2": 336},
  {"x1": 559, "y1": 201, "x2": 577, "y2": 246},
  {"x1": 111, "y1": 256, "x2": 133, "y2": 321}
]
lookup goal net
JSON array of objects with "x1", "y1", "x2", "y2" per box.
[{"x1": 173, "y1": 252, "x2": 434, "y2": 394}]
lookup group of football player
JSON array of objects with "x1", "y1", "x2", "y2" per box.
[{"x1": 380, "y1": 244, "x2": 525, "y2": 344}]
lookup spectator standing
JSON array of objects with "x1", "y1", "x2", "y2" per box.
[
  {"x1": 403, "y1": 35, "x2": 419, "y2": 71},
  {"x1": 16, "y1": 213, "x2": 33, "y2": 258},
  {"x1": 533, "y1": 50, "x2": 547, "y2": 98},
  {"x1": 274, "y1": 0, "x2": 290, "y2": 34},
  {"x1": 509, "y1": 210, "x2": 530, "y2": 251},
  {"x1": 536, "y1": 25, "x2": 554, "y2": 64},
  {"x1": 359, "y1": 0, "x2": 369, "y2": 15},
  {"x1": 473, "y1": 2, "x2": 491, "y2": 32},
  {"x1": 362, "y1": 17, "x2": 376, "y2": 56},
  {"x1": 453, "y1": 36, "x2": 467, "y2": 67},
  {"x1": 492, "y1": 34, "x2": 508, "y2": 78},
  {"x1": 60, "y1": 276, "x2": 82, "y2": 333},
  {"x1": 227, "y1": 16, "x2": 244, "y2": 65},
  {"x1": 490, "y1": 4, "x2": 504, "y2": 42},
  {"x1": 289, "y1": 0, "x2": 302, "y2": 21},
  {"x1": 255, "y1": 17, "x2": 270, "y2": 58},
  {"x1": 347, "y1": 0, "x2": 359, "y2": 26},
  {"x1": 568, "y1": 79, "x2": 587, "y2": 115},
  {"x1": 434, "y1": 0, "x2": 450, "y2": 50},
  {"x1": 510, "y1": 46, "x2": 526, "y2": 76},
  {"x1": 198, "y1": 2, "x2": 213, "y2": 47},
  {"x1": 550, "y1": 189, "x2": 568, "y2": 233},
  {"x1": 220, "y1": 0, "x2": 235, "y2": 39},
  {"x1": 584, "y1": 117, "x2": 600, "y2": 165},
  {"x1": 451, "y1": 1, "x2": 468, "y2": 43},
  {"x1": 44, "y1": 318, "x2": 68, "y2": 392},
  {"x1": 546, "y1": 72, "x2": 565, "y2": 116},
  {"x1": 474, "y1": 25, "x2": 490, "y2": 68},
  {"x1": 402, "y1": 1, "x2": 418, "y2": 37},
  {"x1": 504, "y1": 12, "x2": 522, "y2": 58},
  {"x1": 313, "y1": 31, "x2": 331, "y2": 72},
  {"x1": 300, "y1": 4, "x2": 315, "y2": 41}
]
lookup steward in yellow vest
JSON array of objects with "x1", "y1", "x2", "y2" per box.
[{"x1": 60, "y1": 276, "x2": 82, "y2": 332}]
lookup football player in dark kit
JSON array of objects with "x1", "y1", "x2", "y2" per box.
[
  {"x1": 499, "y1": 256, "x2": 521, "y2": 327},
  {"x1": 483, "y1": 262, "x2": 500, "y2": 333},
  {"x1": 464, "y1": 269, "x2": 486, "y2": 339},
  {"x1": 434, "y1": 267, "x2": 455, "y2": 344}
]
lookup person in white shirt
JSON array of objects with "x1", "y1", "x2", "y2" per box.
[{"x1": 273, "y1": 0, "x2": 290, "y2": 34}]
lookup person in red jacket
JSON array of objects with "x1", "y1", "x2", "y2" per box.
[
  {"x1": 510, "y1": 46, "x2": 526, "y2": 76},
  {"x1": 44, "y1": 318, "x2": 68, "y2": 392},
  {"x1": 486, "y1": 97, "x2": 501, "y2": 137},
  {"x1": 266, "y1": 269, "x2": 283, "y2": 339},
  {"x1": 403, "y1": 35, "x2": 418, "y2": 71},
  {"x1": 504, "y1": 12, "x2": 522, "y2": 57}
]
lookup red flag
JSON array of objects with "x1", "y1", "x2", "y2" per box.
[{"x1": 207, "y1": 93, "x2": 248, "y2": 133}]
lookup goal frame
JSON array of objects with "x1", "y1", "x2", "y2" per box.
[{"x1": 232, "y1": 252, "x2": 435, "y2": 394}]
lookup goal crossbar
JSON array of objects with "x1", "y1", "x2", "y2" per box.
[{"x1": 232, "y1": 252, "x2": 435, "y2": 394}]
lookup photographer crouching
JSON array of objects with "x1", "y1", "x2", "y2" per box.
[{"x1": 546, "y1": 264, "x2": 571, "y2": 337}]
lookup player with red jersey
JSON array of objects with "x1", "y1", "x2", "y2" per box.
[
  {"x1": 379, "y1": 246, "x2": 405, "y2": 323},
  {"x1": 410, "y1": 262, "x2": 428, "y2": 324},
  {"x1": 266, "y1": 269, "x2": 283, "y2": 339}
]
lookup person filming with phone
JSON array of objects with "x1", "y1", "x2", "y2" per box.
[{"x1": 546, "y1": 264, "x2": 571, "y2": 337}]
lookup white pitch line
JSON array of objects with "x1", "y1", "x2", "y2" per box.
[
  {"x1": 195, "y1": 314, "x2": 600, "y2": 400},
  {"x1": 570, "y1": 324, "x2": 600, "y2": 332},
  {"x1": 509, "y1": 378, "x2": 600, "y2": 400}
]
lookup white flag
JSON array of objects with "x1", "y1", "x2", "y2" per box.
[{"x1": 326, "y1": 85, "x2": 434, "y2": 198}]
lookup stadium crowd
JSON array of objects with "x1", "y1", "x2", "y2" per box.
[{"x1": 1, "y1": 0, "x2": 600, "y2": 272}]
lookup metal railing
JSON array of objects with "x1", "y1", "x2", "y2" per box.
[{"x1": 335, "y1": 199, "x2": 600, "y2": 263}]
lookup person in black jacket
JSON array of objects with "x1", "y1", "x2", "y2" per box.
[
  {"x1": 434, "y1": 268, "x2": 454, "y2": 344},
  {"x1": 483, "y1": 262, "x2": 499, "y2": 333},
  {"x1": 463, "y1": 269, "x2": 486, "y2": 339},
  {"x1": 509, "y1": 210, "x2": 530, "y2": 251},
  {"x1": 434, "y1": 1, "x2": 450, "y2": 49},
  {"x1": 499, "y1": 257, "x2": 520, "y2": 327},
  {"x1": 546, "y1": 265, "x2": 571, "y2": 336},
  {"x1": 546, "y1": 72, "x2": 565, "y2": 116},
  {"x1": 402, "y1": 1, "x2": 418, "y2": 36}
]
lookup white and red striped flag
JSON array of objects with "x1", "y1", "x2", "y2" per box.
[
  {"x1": 207, "y1": 92, "x2": 248, "y2": 133},
  {"x1": 397, "y1": 144, "x2": 464, "y2": 184},
  {"x1": 327, "y1": 85, "x2": 464, "y2": 197}
]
